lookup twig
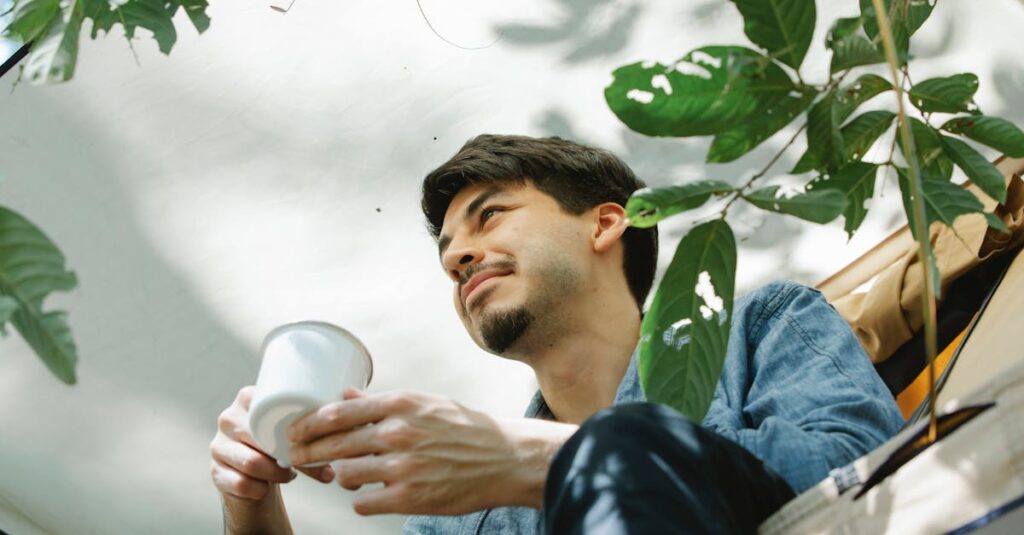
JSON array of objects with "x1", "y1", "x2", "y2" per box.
[
  {"x1": 117, "y1": 9, "x2": 140, "y2": 66},
  {"x1": 720, "y1": 123, "x2": 808, "y2": 216},
  {"x1": 415, "y1": 0, "x2": 501, "y2": 50}
]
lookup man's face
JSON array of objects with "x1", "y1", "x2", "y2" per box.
[{"x1": 437, "y1": 181, "x2": 590, "y2": 356}]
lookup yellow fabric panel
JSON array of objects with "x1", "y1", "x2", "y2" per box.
[{"x1": 895, "y1": 329, "x2": 966, "y2": 420}]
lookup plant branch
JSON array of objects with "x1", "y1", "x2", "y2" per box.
[
  {"x1": 721, "y1": 123, "x2": 808, "y2": 216},
  {"x1": 872, "y1": 0, "x2": 940, "y2": 443}
]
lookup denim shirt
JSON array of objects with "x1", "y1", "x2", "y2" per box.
[{"x1": 403, "y1": 281, "x2": 904, "y2": 534}]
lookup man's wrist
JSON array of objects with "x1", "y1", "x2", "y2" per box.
[
  {"x1": 222, "y1": 485, "x2": 294, "y2": 535},
  {"x1": 500, "y1": 418, "x2": 578, "y2": 509}
]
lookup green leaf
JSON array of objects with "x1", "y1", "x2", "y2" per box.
[
  {"x1": 0, "y1": 296, "x2": 18, "y2": 335},
  {"x1": 728, "y1": 0, "x2": 816, "y2": 70},
  {"x1": 909, "y1": 73, "x2": 980, "y2": 114},
  {"x1": 826, "y1": 14, "x2": 884, "y2": 73},
  {"x1": 842, "y1": 110, "x2": 895, "y2": 160},
  {"x1": 898, "y1": 117, "x2": 953, "y2": 180},
  {"x1": 896, "y1": 167, "x2": 1001, "y2": 240},
  {"x1": 119, "y1": 0, "x2": 178, "y2": 54},
  {"x1": 834, "y1": 74, "x2": 893, "y2": 122},
  {"x1": 826, "y1": 16, "x2": 863, "y2": 45},
  {"x1": 4, "y1": 0, "x2": 61, "y2": 42},
  {"x1": 829, "y1": 34, "x2": 885, "y2": 73},
  {"x1": 805, "y1": 91, "x2": 846, "y2": 172},
  {"x1": 606, "y1": 46, "x2": 796, "y2": 137},
  {"x1": 639, "y1": 219, "x2": 736, "y2": 422},
  {"x1": 745, "y1": 185, "x2": 848, "y2": 223},
  {"x1": 792, "y1": 75, "x2": 892, "y2": 174},
  {"x1": 941, "y1": 115, "x2": 1024, "y2": 158},
  {"x1": 807, "y1": 161, "x2": 879, "y2": 237},
  {"x1": 22, "y1": 0, "x2": 84, "y2": 84},
  {"x1": 180, "y1": 0, "x2": 210, "y2": 33},
  {"x1": 939, "y1": 135, "x2": 1007, "y2": 203},
  {"x1": 0, "y1": 206, "x2": 79, "y2": 384},
  {"x1": 707, "y1": 89, "x2": 816, "y2": 163},
  {"x1": 861, "y1": 0, "x2": 936, "y2": 61},
  {"x1": 83, "y1": 0, "x2": 118, "y2": 37},
  {"x1": 625, "y1": 180, "x2": 734, "y2": 228}
]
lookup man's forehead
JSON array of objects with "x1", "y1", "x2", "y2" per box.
[{"x1": 441, "y1": 182, "x2": 525, "y2": 225}]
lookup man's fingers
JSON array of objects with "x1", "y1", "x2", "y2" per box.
[
  {"x1": 333, "y1": 455, "x2": 396, "y2": 491},
  {"x1": 211, "y1": 461, "x2": 272, "y2": 501},
  {"x1": 236, "y1": 385, "x2": 255, "y2": 411},
  {"x1": 213, "y1": 437, "x2": 296, "y2": 484},
  {"x1": 352, "y1": 481, "x2": 407, "y2": 514},
  {"x1": 297, "y1": 464, "x2": 336, "y2": 484},
  {"x1": 289, "y1": 395, "x2": 390, "y2": 443},
  {"x1": 290, "y1": 424, "x2": 385, "y2": 466}
]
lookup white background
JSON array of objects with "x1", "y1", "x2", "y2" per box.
[{"x1": 2, "y1": 1, "x2": 1023, "y2": 533}]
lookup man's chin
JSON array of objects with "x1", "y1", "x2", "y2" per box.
[{"x1": 477, "y1": 305, "x2": 533, "y2": 355}]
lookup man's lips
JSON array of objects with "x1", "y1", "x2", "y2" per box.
[{"x1": 461, "y1": 270, "x2": 512, "y2": 307}]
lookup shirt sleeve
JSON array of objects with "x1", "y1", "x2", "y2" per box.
[{"x1": 703, "y1": 280, "x2": 904, "y2": 494}]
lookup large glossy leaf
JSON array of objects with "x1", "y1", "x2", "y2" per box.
[
  {"x1": 842, "y1": 110, "x2": 895, "y2": 160},
  {"x1": 707, "y1": 89, "x2": 816, "y2": 163},
  {"x1": 729, "y1": 0, "x2": 815, "y2": 70},
  {"x1": 744, "y1": 185, "x2": 848, "y2": 223},
  {"x1": 0, "y1": 206, "x2": 79, "y2": 384},
  {"x1": 606, "y1": 46, "x2": 796, "y2": 137},
  {"x1": 897, "y1": 169, "x2": 1006, "y2": 242},
  {"x1": 941, "y1": 116, "x2": 1024, "y2": 158},
  {"x1": 22, "y1": 0, "x2": 84, "y2": 84},
  {"x1": 806, "y1": 91, "x2": 846, "y2": 172},
  {"x1": 625, "y1": 181, "x2": 734, "y2": 228},
  {"x1": 939, "y1": 135, "x2": 1008, "y2": 203},
  {"x1": 807, "y1": 161, "x2": 879, "y2": 237},
  {"x1": 638, "y1": 219, "x2": 736, "y2": 422},
  {"x1": 4, "y1": 0, "x2": 61, "y2": 42},
  {"x1": 908, "y1": 73, "x2": 980, "y2": 114},
  {"x1": 898, "y1": 117, "x2": 953, "y2": 180}
]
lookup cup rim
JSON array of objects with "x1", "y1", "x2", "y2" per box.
[{"x1": 259, "y1": 320, "x2": 373, "y2": 388}]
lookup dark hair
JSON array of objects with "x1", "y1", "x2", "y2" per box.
[{"x1": 421, "y1": 134, "x2": 658, "y2": 309}]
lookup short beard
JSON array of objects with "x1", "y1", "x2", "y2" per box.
[{"x1": 479, "y1": 306, "x2": 534, "y2": 354}]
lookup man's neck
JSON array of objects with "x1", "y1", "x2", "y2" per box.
[{"x1": 524, "y1": 292, "x2": 641, "y2": 425}]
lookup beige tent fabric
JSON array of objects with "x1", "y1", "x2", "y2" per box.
[{"x1": 822, "y1": 158, "x2": 1024, "y2": 363}]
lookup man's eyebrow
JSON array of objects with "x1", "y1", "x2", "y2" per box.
[{"x1": 437, "y1": 186, "x2": 507, "y2": 259}]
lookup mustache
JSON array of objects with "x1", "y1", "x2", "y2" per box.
[{"x1": 460, "y1": 259, "x2": 516, "y2": 286}]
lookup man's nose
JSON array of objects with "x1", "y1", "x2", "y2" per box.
[{"x1": 441, "y1": 240, "x2": 484, "y2": 281}]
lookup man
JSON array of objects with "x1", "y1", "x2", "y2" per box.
[{"x1": 210, "y1": 135, "x2": 903, "y2": 534}]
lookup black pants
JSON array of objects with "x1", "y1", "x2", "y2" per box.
[{"x1": 543, "y1": 403, "x2": 796, "y2": 534}]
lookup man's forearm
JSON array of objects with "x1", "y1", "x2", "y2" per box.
[
  {"x1": 499, "y1": 418, "x2": 579, "y2": 509},
  {"x1": 223, "y1": 485, "x2": 294, "y2": 535}
]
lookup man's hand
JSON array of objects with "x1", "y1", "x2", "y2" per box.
[
  {"x1": 288, "y1": 389, "x2": 578, "y2": 516},
  {"x1": 210, "y1": 386, "x2": 335, "y2": 501}
]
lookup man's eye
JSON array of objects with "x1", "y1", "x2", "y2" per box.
[{"x1": 481, "y1": 207, "x2": 501, "y2": 223}]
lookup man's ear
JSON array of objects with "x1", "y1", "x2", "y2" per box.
[{"x1": 592, "y1": 202, "x2": 629, "y2": 254}]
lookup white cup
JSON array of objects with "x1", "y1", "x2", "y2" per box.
[{"x1": 248, "y1": 321, "x2": 373, "y2": 468}]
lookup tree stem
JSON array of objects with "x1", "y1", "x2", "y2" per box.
[{"x1": 871, "y1": 0, "x2": 939, "y2": 443}]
